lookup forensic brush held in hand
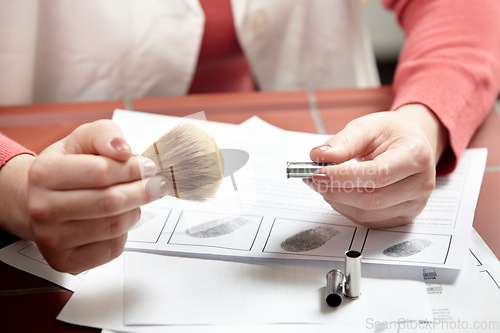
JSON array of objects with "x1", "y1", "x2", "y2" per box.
[{"x1": 141, "y1": 123, "x2": 224, "y2": 201}]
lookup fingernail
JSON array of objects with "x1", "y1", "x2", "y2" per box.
[
  {"x1": 159, "y1": 179, "x2": 170, "y2": 196},
  {"x1": 145, "y1": 176, "x2": 170, "y2": 197},
  {"x1": 312, "y1": 173, "x2": 331, "y2": 185},
  {"x1": 314, "y1": 145, "x2": 331, "y2": 152},
  {"x1": 143, "y1": 160, "x2": 157, "y2": 178},
  {"x1": 111, "y1": 138, "x2": 131, "y2": 153}
]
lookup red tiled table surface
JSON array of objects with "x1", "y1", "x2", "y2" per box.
[
  {"x1": 0, "y1": 88, "x2": 498, "y2": 333},
  {"x1": 0, "y1": 100, "x2": 125, "y2": 154},
  {"x1": 132, "y1": 90, "x2": 318, "y2": 133}
]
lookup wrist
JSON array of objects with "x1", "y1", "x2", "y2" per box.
[
  {"x1": 0, "y1": 154, "x2": 35, "y2": 240},
  {"x1": 395, "y1": 103, "x2": 450, "y2": 164}
]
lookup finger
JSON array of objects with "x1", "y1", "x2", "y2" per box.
[
  {"x1": 29, "y1": 179, "x2": 163, "y2": 222},
  {"x1": 55, "y1": 209, "x2": 141, "y2": 249},
  {"x1": 308, "y1": 172, "x2": 434, "y2": 210},
  {"x1": 50, "y1": 234, "x2": 128, "y2": 274},
  {"x1": 327, "y1": 200, "x2": 426, "y2": 227},
  {"x1": 309, "y1": 117, "x2": 382, "y2": 164},
  {"x1": 311, "y1": 146, "x2": 431, "y2": 189},
  {"x1": 30, "y1": 154, "x2": 157, "y2": 190},
  {"x1": 144, "y1": 175, "x2": 171, "y2": 197},
  {"x1": 62, "y1": 119, "x2": 132, "y2": 161}
]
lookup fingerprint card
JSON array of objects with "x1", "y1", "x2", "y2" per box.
[{"x1": 360, "y1": 229, "x2": 452, "y2": 264}]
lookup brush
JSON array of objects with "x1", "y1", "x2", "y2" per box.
[{"x1": 141, "y1": 123, "x2": 224, "y2": 201}]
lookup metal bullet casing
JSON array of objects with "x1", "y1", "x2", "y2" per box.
[
  {"x1": 325, "y1": 269, "x2": 344, "y2": 307},
  {"x1": 286, "y1": 162, "x2": 333, "y2": 179},
  {"x1": 344, "y1": 250, "x2": 362, "y2": 299}
]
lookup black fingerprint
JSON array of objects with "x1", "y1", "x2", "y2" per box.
[
  {"x1": 186, "y1": 216, "x2": 249, "y2": 238},
  {"x1": 382, "y1": 238, "x2": 432, "y2": 257},
  {"x1": 281, "y1": 225, "x2": 339, "y2": 252}
]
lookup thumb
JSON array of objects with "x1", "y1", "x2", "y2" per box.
[
  {"x1": 310, "y1": 120, "x2": 378, "y2": 164},
  {"x1": 63, "y1": 119, "x2": 132, "y2": 161}
]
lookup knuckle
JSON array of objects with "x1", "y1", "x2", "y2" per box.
[
  {"x1": 28, "y1": 161, "x2": 46, "y2": 186},
  {"x1": 108, "y1": 235, "x2": 127, "y2": 261},
  {"x1": 397, "y1": 216, "x2": 414, "y2": 226},
  {"x1": 90, "y1": 119, "x2": 120, "y2": 137},
  {"x1": 346, "y1": 117, "x2": 366, "y2": 131},
  {"x1": 412, "y1": 175, "x2": 435, "y2": 200},
  {"x1": 93, "y1": 119, "x2": 115, "y2": 128},
  {"x1": 71, "y1": 122, "x2": 91, "y2": 139},
  {"x1": 418, "y1": 146, "x2": 434, "y2": 167},
  {"x1": 29, "y1": 200, "x2": 55, "y2": 222},
  {"x1": 98, "y1": 188, "x2": 126, "y2": 215},
  {"x1": 36, "y1": 242, "x2": 71, "y2": 272},
  {"x1": 334, "y1": 133, "x2": 352, "y2": 148},
  {"x1": 87, "y1": 159, "x2": 111, "y2": 185},
  {"x1": 414, "y1": 199, "x2": 429, "y2": 216},
  {"x1": 132, "y1": 208, "x2": 142, "y2": 225},
  {"x1": 107, "y1": 217, "x2": 123, "y2": 238},
  {"x1": 410, "y1": 141, "x2": 433, "y2": 168},
  {"x1": 402, "y1": 200, "x2": 428, "y2": 222},
  {"x1": 46, "y1": 255, "x2": 71, "y2": 273},
  {"x1": 126, "y1": 158, "x2": 141, "y2": 182},
  {"x1": 421, "y1": 177, "x2": 436, "y2": 194},
  {"x1": 36, "y1": 231, "x2": 61, "y2": 250},
  {"x1": 106, "y1": 214, "x2": 131, "y2": 238},
  {"x1": 334, "y1": 134, "x2": 357, "y2": 159},
  {"x1": 78, "y1": 119, "x2": 114, "y2": 134}
]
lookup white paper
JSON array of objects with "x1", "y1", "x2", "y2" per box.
[
  {"x1": 114, "y1": 110, "x2": 487, "y2": 269},
  {"x1": 0, "y1": 239, "x2": 84, "y2": 291},
  {"x1": 123, "y1": 251, "x2": 430, "y2": 326},
  {"x1": 57, "y1": 250, "x2": 430, "y2": 331},
  {"x1": 59, "y1": 254, "x2": 365, "y2": 333}
]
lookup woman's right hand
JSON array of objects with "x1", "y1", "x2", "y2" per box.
[{"x1": 27, "y1": 120, "x2": 168, "y2": 273}]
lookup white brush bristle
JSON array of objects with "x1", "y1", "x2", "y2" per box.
[{"x1": 141, "y1": 123, "x2": 224, "y2": 201}]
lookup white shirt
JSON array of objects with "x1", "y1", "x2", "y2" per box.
[{"x1": 0, "y1": 0, "x2": 379, "y2": 105}]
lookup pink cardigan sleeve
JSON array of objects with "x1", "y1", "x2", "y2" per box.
[
  {"x1": 383, "y1": 0, "x2": 500, "y2": 173},
  {"x1": 0, "y1": 132, "x2": 36, "y2": 169}
]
